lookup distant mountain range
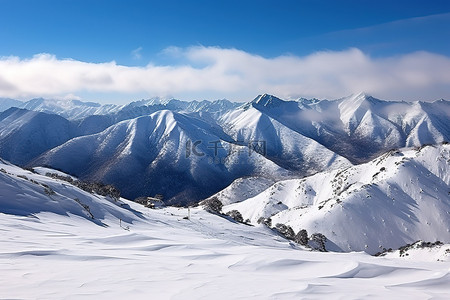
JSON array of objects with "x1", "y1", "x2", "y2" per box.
[
  {"x1": 0, "y1": 93, "x2": 448, "y2": 203},
  {"x1": 0, "y1": 96, "x2": 241, "y2": 120}
]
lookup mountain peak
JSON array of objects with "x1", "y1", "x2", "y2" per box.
[
  {"x1": 128, "y1": 96, "x2": 178, "y2": 107},
  {"x1": 353, "y1": 91, "x2": 370, "y2": 98},
  {"x1": 339, "y1": 92, "x2": 382, "y2": 108},
  {"x1": 251, "y1": 94, "x2": 284, "y2": 108}
]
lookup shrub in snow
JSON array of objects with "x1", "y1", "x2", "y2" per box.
[
  {"x1": 44, "y1": 172, "x2": 120, "y2": 200},
  {"x1": 309, "y1": 233, "x2": 327, "y2": 252},
  {"x1": 202, "y1": 197, "x2": 223, "y2": 213},
  {"x1": 24, "y1": 167, "x2": 36, "y2": 173},
  {"x1": 275, "y1": 223, "x2": 295, "y2": 240},
  {"x1": 134, "y1": 197, "x2": 148, "y2": 205},
  {"x1": 398, "y1": 240, "x2": 444, "y2": 257},
  {"x1": 226, "y1": 210, "x2": 244, "y2": 223},
  {"x1": 375, "y1": 240, "x2": 445, "y2": 257},
  {"x1": 257, "y1": 217, "x2": 272, "y2": 227},
  {"x1": 154, "y1": 194, "x2": 164, "y2": 201},
  {"x1": 46, "y1": 172, "x2": 74, "y2": 183},
  {"x1": 134, "y1": 196, "x2": 166, "y2": 209},
  {"x1": 74, "y1": 198, "x2": 94, "y2": 219},
  {"x1": 294, "y1": 229, "x2": 309, "y2": 246},
  {"x1": 44, "y1": 186, "x2": 55, "y2": 196}
]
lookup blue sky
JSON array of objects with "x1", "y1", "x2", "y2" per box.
[{"x1": 0, "y1": 0, "x2": 450, "y2": 102}]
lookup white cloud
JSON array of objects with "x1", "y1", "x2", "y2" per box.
[
  {"x1": 0, "y1": 47, "x2": 450, "y2": 102},
  {"x1": 131, "y1": 47, "x2": 143, "y2": 60}
]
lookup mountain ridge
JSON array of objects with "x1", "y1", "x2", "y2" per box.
[
  {"x1": 1, "y1": 93, "x2": 448, "y2": 204},
  {"x1": 221, "y1": 143, "x2": 450, "y2": 254},
  {"x1": 33, "y1": 110, "x2": 290, "y2": 203}
]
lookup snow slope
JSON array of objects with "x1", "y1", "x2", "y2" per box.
[
  {"x1": 208, "y1": 176, "x2": 277, "y2": 206},
  {"x1": 1, "y1": 159, "x2": 449, "y2": 299},
  {"x1": 34, "y1": 110, "x2": 289, "y2": 203},
  {"x1": 0, "y1": 158, "x2": 141, "y2": 224},
  {"x1": 223, "y1": 144, "x2": 450, "y2": 254}
]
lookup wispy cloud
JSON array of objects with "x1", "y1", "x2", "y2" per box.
[
  {"x1": 326, "y1": 12, "x2": 450, "y2": 36},
  {"x1": 131, "y1": 46, "x2": 143, "y2": 60},
  {"x1": 0, "y1": 47, "x2": 449, "y2": 102}
]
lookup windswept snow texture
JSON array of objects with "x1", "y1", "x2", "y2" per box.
[
  {"x1": 34, "y1": 110, "x2": 288, "y2": 203},
  {"x1": 223, "y1": 144, "x2": 450, "y2": 254},
  {"x1": 0, "y1": 160, "x2": 449, "y2": 299}
]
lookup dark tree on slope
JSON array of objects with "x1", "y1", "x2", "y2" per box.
[
  {"x1": 44, "y1": 172, "x2": 120, "y2": 200},
  {"x1": 226, "y1": 210, "x2": 244, "y2": 223},
  {"x1": 309, "y1": 233, "x2": 327, "y2": 252},
  {"x1": 294, "y1": 229, "x2": 309, "y2": 246},
  {"x1": 257, "y1": 217, "x2": 272, "y2": 227},
  {"x1": 202, "y1": 196, "x2": 223, "y2": 213},
  {"x1": 275, "y1": 223, "x2": 295, "y2": 240}
]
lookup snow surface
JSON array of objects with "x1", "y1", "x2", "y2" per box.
[
  {"x1": 1, "y1": 159, "x2": 450, "y2": 299},
  {"x1": 222, "y1": 144, "x2": 450, "y2": 254}
]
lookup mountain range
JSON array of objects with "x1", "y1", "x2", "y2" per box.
[{"x1": 0, "y1": 93, "x2": 448, "y2": 203}]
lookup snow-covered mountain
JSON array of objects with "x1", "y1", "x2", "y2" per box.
[
  {"x1": 1, "y1": 93, "x2": 448, "y2": 205},
  {"x1": 1, "y1": 158, "x2": 449, "y2": 298},
  {"x1": 221, "y1": 143, "x2": 450, "y2": 254},
  {"x1": 1, "y1": 92, "x2": 449, "y2": 298},
  {"x1": 0, "y1": 108, "x2": 76, "y2": 165},
  {"x1": 0, "y1": 96, "x2": 240, "y2": 121},
  {"x1": 219, "y1": 96, "x2": 351, "y2": 173},
  {"x1": 239, "y1": 93, "x2": 450, "y2": 163},
  {"x1": 0, "y1": 157, "x2": 138, "y2": 224},
  {"x1": 33, "y1": 110, "x2": 289, "y2": 203},
  {"x1": 3, "y1": 93, "x2": 448, "y2": 164},
  {"x1": 0, "y1": 98, "x2": 22, "y2": 111},
  {"x1": 0, "y1": 108, "x2": 118, "y2": 165},
  {"x1": 14, "y1": 98, "x2": 123, "y2": 120}
]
